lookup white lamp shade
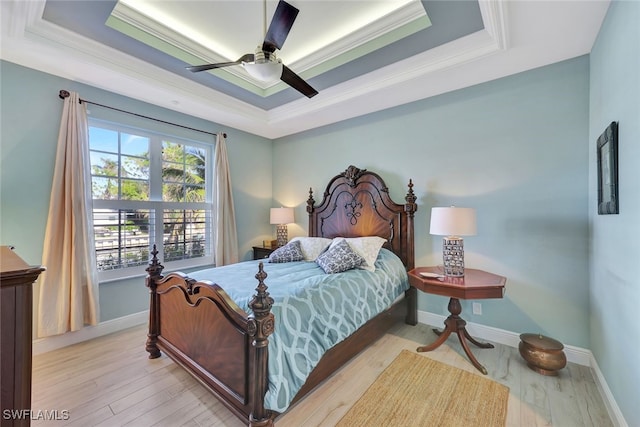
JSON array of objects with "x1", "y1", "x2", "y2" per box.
[
  {"x1": 429, "y1": 207, "x2": 477, "y2": 236},
  {"x1": 270, "y1": 207, "x2": 294, "y2": 225},
  {"x1": 243, "y1": 62, "x2": 283, "y2": 83}
]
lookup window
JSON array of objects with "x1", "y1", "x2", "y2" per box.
[{"x1": 89, "y1": 119, "x2": 213, "y2": 281}]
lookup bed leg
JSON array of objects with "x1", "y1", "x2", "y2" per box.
[
  {"x1": 145, "y1": 245, "x2": 164, "y2": 359},
  {"x1": 248, "y1": 263, "x2": 275, "y2": 427}
]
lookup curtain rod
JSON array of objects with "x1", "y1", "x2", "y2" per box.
[{"x1": 58, "y1": 90, "x2": 225, "y2": 138}]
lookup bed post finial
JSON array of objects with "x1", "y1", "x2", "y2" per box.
[
  {"x1": 307, "y1": 187, "x2": 316, "y2": 236},
  {"x1": 145, "y1": 245, "x2": 164, "y2": 359},
  {"x1": 146, "y1": 244, "x2": 164, "y2": 279},
  {"x1": 248, "y1": 263, "x2": 275, "y2": 427},
  {"x1": 405, "y1": 179, "x2": 417, "y2": 207},
  {"x1": 306, "y1": 187, "x2": 315, "y2": 213},
  {"x1": 343, "y1": 165, "x2": 366, "y2": 187}
]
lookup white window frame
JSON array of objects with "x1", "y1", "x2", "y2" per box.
[{"x1": 89, "y1": 119, "x2": 214, "y2": 282}]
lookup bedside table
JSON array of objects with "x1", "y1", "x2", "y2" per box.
[
  {"x1": 408, "y1": 267, "x2": 506, "y2": 374},
  {"x1": 252, "y1": 246, "x2": 275, "y2": 260}
]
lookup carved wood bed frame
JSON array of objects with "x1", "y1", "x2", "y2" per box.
[{"x1": 144, "y1": 165, "x2": 418, "y2": 426}]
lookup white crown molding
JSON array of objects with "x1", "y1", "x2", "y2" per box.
[
  {"x1": 1, "y1": 0, "x2": 609, "y2": 140},
  {"x1": 0, "y1": 0, "x2": 43, "y2": 37},
  {"x1": 110, "y1": 1, "x2": 225, "y2": 63},
  {"x1": 478, "y1": 0, "x2": 509, "y2": 50},
  {"x1": 289, "y1": 0, "x2": 428, "y2": 73},
  {"x1": 1, "y1": 0, "x2": 271, "y2": 136},
  {"x1": 265, "y1": 28, "x2": 503, "y2": 137},
  {"x1": 1, "y1": 0, "x2": 501, "y2": 139}
]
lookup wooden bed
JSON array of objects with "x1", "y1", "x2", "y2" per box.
[{"x1": 144, "y1": 165, "x2": 418, "y2": 426}]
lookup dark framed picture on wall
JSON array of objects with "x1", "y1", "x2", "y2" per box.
[{"x1": 597, "y1": 121, "x2": 619, "y2": 215}]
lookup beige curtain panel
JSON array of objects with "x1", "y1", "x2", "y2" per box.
[
  {"x1": 213, "y1": 133, "x2": 239, "y2": 266},
  {"x1": 37, "y1": 91, "x2": 100, "y2": 337}
]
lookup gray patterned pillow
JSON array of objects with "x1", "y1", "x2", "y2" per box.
[
  {"x1": 315, "y1": 239, "x2": 365, "y2": 274},
  {"x1": 268, "y1": 240, "x2": 304, "y2": 263}
]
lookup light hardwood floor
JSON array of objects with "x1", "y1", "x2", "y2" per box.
[{"x1": 31, "y1": 322, "x2": 613, "y2": 426}]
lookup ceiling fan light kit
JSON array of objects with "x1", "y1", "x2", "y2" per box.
[
  {"x1": 186, "y1": 0, "x2": 318, "y2": 98},
  {"x1": 242, "y1": 48, "x2": 283, "y2": 83}
]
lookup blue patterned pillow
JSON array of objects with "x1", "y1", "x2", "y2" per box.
[
  {"x1": 268, "y1": 240, "x2": 304, "y2": 263},
  {"x1": 315, "y1": 239, "x2": 365, "y2": 274}
]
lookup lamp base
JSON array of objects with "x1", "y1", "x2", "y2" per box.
[
  {"x1": 276, "y1": 225, "x2": 288, "y2": 247},
  {"x1": 442, "y1": 237, "x2": 465, "y2": 277}
]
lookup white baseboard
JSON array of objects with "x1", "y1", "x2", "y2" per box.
[
  {"x1": 589, "y1": 354, "x2": 629, "y2": 427},
  {"x1": 417, "y1": 310, "x2": 627, "y2": 427},
  {"x1": 417, "y1": 310, "x2": 592, "y2": 365},
  {"x1": 32, "y1": 310, "x2": 149, "y2": 356}
]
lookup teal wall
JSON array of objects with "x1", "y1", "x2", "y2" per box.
[
  {"x1": 274, "y1": 57, "x2": 591, "y2": 348},
  {"x1": 589, "y1": 1, "x2": 640, "y2": 425},
  {"x1": 0, "y1": 61, "x2": 273, "y2": 322}
]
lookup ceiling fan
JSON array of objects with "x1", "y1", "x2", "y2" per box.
[{"x1": 186, "y1": 0, "x2": 318, "y2": 98}]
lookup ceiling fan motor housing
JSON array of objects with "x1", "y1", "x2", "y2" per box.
[{"x1": 252, "y1": 46, "x2": 281, "y2": 65}]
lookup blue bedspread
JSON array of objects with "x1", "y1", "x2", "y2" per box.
[{"x1": 188, "y1": 248, "x2": 408, "y2": 412}]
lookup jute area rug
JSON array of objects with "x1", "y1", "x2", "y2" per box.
[{"x1": 336, "y1": 350, "x2": 509, "y2": 427}]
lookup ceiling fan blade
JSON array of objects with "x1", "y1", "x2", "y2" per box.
[
  {"x1": 187, "y1": 62, "x2": 239, "y2": 72},
  {"x1": 281, "y1": 65, "x2": 318, "y2": 98},
  {"x1": 187, "y1": 54, "x2": 255, "y2": 73},
  {"x1": 262, "y1": 0, "x2": 299, "y2": 53}
]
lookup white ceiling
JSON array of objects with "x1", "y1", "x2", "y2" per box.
[{"x1": 0, "y1": 1, "x2": 610, "y2": 139}]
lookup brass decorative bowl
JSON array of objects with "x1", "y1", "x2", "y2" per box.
[{"x1": 519, "y1": 333, "x2": 567, "y2": 376}]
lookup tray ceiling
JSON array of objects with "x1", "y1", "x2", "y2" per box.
[{"x1": 0, "y1": 1, "x2": 610, "y2": 138}]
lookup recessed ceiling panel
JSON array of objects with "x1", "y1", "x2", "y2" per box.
[
  {"x1": 108, "y1": 0, "x2": 431, "y2": 97},
  {"x1": 41, "y1": 1, "x2": 485, "y2": 109}
]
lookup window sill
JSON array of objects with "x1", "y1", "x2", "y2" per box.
[{"x1": 98, "y1": 259, "x2": 215, "y2": 284}]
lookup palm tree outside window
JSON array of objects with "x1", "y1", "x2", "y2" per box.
[{"x1": 88, "y1": 119, "x2": 214, "y2": 282}]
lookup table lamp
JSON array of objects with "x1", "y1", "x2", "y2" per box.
[
  {"x1": 429, "y1": 207, "x2": 477, "y2": 277},
  {"x1": 270, "y1": 207, "x2": 294, "y2": 247}
]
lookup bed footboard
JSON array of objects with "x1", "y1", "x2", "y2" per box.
[{"x1": 145, "y1": 246, "x2": 275, "y2": 427}]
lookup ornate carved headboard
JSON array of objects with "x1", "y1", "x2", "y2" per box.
[{"x1": 306, "y1": 165, "x2": 417, "y2": 270}]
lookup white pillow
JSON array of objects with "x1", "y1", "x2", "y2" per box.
[
  {"x1": 329, "y1": 236, "x2": 387, "y2": 272},
  {"x1": 289, "y1": 237, "x2": 332, "y2": 261}
]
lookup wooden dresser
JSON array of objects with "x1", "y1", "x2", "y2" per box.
[{"x1": 1, "y1": 246, "x2": 45, "y2": 427}]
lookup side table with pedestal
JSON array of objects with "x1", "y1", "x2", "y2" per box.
[{"x1": 408, "y1": 267, "x2": 506, "y2": 374}]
